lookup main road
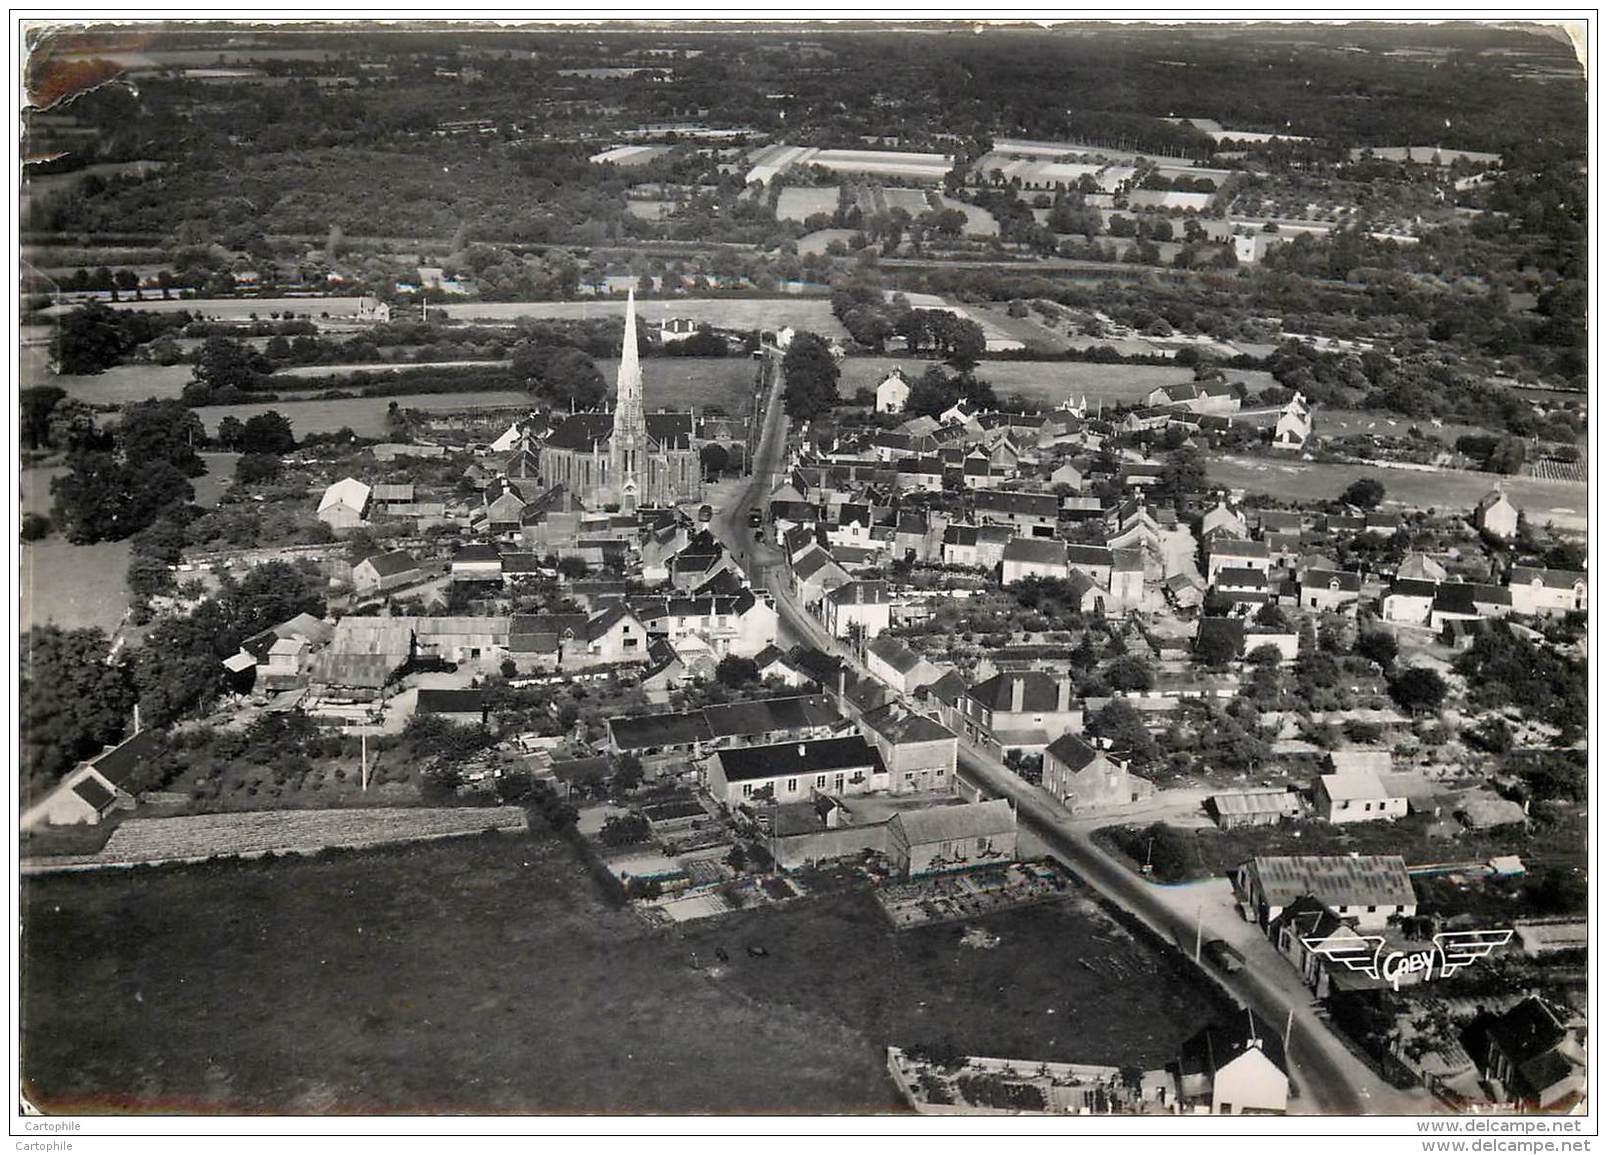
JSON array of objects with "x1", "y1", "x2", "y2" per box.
[{"x1": 707, "y1": 352, "x2": 1438, "y2": 1116}]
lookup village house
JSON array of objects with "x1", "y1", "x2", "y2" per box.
[
  {"x1": 960, "y1": 671, "x2": 1081, "y2": 756},
  {"x1": 1271, "y1": 392, "x2": 1313, "y2": 451},
  {"x1": 414, "y1": 688, "x2": 488, "y2": 727},
  {"x1": 1174, "y1": 1014, "x2": 1289, "y2": 1116},
  {"x1": 1507, "y1": 566, "x2": 1587, "y2": 617},
  {"x1": 1430, "y1": 582, "x2": 1513, "y2": 630},
  {"x1": 876, "y1": 368, "x2": 913, "y2": 413},
  {"x1": 1040, "y1": 732, "x2": 1155, "y2": 812},
  {"x1": 885, "y1": 798, "x2": 1017, "y2": 878},
  {"x1": 315, "y1": 477, "x2": 372, "y2": 530},
  {"x1": 1000, "y1": 536, "x2": 1071, "y2": 586},
  {"x1": 1298, "y1": 568, "x2": 1362, "y2": 612},
  {"x1": 822, "y1": 580, "x2": 892, "y2": 641},
  {"x1": 451, "y1": 544, "x2": 504, "y2": 583},
  {"x1": 865, "y1": 636, "x2": 942, "y2": 694},
  {"x1": 1205, "y1": 539, "x2": 1272, "y2": 585},
  {"x1": 1201, "y1": 498, "x2": 1249, "y2": 541},
  {"x1": 1473, "y1": 486, "x2": 1521, "y2": 540},
  {"x1": 972, "y1": 489, "x2": 1060, "y2": 537},
  {"x1": 1213, "y1": 567, "x2": 1269, "y2": 606},
  {"x1": 791, "y1": 546, "x2": 852, "y2": 607},
  {"x1": 704, "y1": 735, "x2": 884, "y2": 808},
  {"x1": 20, "y1": 729, "x2": 163, "y2": 830},
  {"x1": 1234, "y1": 854, "x2": 1417, "y2": 931},
  {"x1": 861, "y1": 704, "x2": 959, "y2": 795},
  {"x1": 351, "y1": 550, "x2": 422, "y2": 596},
  {"x1": 1270, "y1": 896, "x2": 1374, "y2": 999},
  {"x1": 1381, "y1": 578, "x2": 1440, "y2": 625},
  {"x1": 1472, "y1": 998, "x2": 1587, "y2": 1113},
  {"x1": 1313, "y1": 766, "x2": 1406, "y2": 824}
]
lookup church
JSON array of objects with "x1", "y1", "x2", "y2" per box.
[{"x1": 538, "y1": 290, "x2": 705, "y2": 512}]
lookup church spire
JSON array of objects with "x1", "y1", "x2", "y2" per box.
[{"x1": 610, "y1": 288, "x2": 647, "y2": 513}]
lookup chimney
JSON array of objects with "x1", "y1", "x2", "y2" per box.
[
  {"x1": 1010, "y1": 677, "x2": 1025, "y2": 714},
  {"x1": 797, "y1": 744, "x2": 806, "y2": 758},
  {"x1": 855, "y1": 583, "x2": 863, "y2": 605}
]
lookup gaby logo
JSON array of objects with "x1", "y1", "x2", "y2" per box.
[{"x1": 1301, "y1": 929, "x2": 1513, "y2": 990}]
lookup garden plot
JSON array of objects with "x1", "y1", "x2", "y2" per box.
[
  {"x1": 877, "y1": 861, "x2": 1073, "y2": 930},
  {"x1": 80, "y1": 807, "x2": 527, "y2": 867},
  {"x1": 775, "y1": 185, "x2": 840, "y2": 222}
]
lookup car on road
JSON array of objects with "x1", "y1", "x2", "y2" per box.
[
  {"x1": 747, "y1": 509, "x2": 763, "y2": 527},
  {"x1": 1203, "y1": 939, "x2": 1246, "y2": 973}
]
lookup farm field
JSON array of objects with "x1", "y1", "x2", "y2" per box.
[
  {"x1": 193, "y1": 358, "x2": 759, "y2": 438},
  {"x1": 438, "y1": 296, "x2": 851, "y2": 338},
  {"x1": 1208, "y1": 455, "x2": 1587, "y2": 532},
  {"x1": 20, "y1": 465, "x2": 131, "y2": 635},
  {"x1": 19, "y1": 833, "x2": 1221, "y2": 1113},
  {"x1": 936, "y1": 194, "x2": 1000, "y2": 236},
  {"x1": 625, "y1": 198, "x2": 675, "y2": 221},
  {"x1": 775, "y1": 185, "x2": 840, "y2": 222},
  {"x1": 798, "y1": 227, "x2": 857, "y2": 256}
]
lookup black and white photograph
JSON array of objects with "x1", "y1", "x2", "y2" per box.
[{"x1": 8, "y1": 13, "x2": 1596, "y2": 1139}]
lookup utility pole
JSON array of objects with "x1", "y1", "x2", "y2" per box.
[
  {"x1": 1194, "y1": 902, "x2": 1203, "y2": 963},
  {"x1": 1284, "y1": 1007, "x2": 1294, "y2": 1052},
  {"x1": 361, "y1": 729, "x2": 369, "y2": 792}
]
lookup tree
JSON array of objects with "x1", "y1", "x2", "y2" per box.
[
  {"x1": 614, "y1": 754, "x2": 644, "y2": 792},
  {"x1": 716, "y1": 654, "x2": 760, "y2": 687},
  {"x1": 51, "y1": 453, "x2": 194, "y2": 543},
  {"x1": 1388, "y1": 666, "x2": 1448, "y2": 714},
  {"x1": 239, "y1": 411, "x2": 296, "y2": 455},
  {"x1": 20, "y1": 386, "x2": 66, "y2": 450},
  {"x1": 1194, "y1": 627, "x2": 1241, "y2": 669},
  {"x1": 20, "y1": 625, "x2": 135, "y2": 796},
  {"x1": 119, "y1": 399, "x2": 207, "y2": 477},
  {"x1": 186, "y1": 336, "x2": 268, "y2": 402},
  {"x1": 1340, "y1": 477, "x2": 1386, "y2": 510},
  {"x1": 1085, "y1": 700, "x2": 1160, "y2": 766},
  {"x1": 699, "y1": 442, "x2": 730, "y2": 479},
  {"x1": 556, "y1": 556, "x2": 589, "y2": 580},
  {"x1": 20, "y1": 513, "x2": 51, "y2": 542},
  {"x1": 215, "y1": 416, "x2": 247, "y2": 451},
  {"x1": 234, "y1": 453, "x2": 284, "y2": 486},
  {"x1": 1105, "y1": 655, "x2": 1154, "y2": 692},
  {"x1": 781, "y1": 332, "x2": 841, "y2": 422},
  {"x1": 1355, "y1": 629, "x2": 1399, "y2": 669},
  {"x1": 542, "y1": 347, "x2": 607, "y2": 410}
]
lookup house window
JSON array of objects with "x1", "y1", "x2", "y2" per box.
[
  {"x1": 785, "y1": 778, "x2": 797, "y2": 792},
  {"x1": 1367, "y1": 905, "x2": 1377, "y2": 913},
  {"x1": 976, "y1": 838, "x2": 988, "y2": 852},
  {"x1": 815, "y1": 775, "x2": 826, "y2": 789},
  {"x1": 742, "y1": 784, "x2": 752, "y2": 798}
]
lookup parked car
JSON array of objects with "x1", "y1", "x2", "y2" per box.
[{"x1": 1203, "y1": 939, "x2": 1246, "y2": 973}]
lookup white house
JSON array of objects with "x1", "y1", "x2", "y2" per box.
[
  {"x1": 316, "y1": 477, "x2": 372, "y2": 529},
  {"x1": 1234, "y1": 854, "x2": 1416, "y2": 930},
  {"x1": 822, "y1": 580, "x2": 892, "y2": 641},
  {"x1": 1176, "y1": 1015, "x2": 1289, "y2": 1116},
  {"x1": 1473, "y1": 486, "x2": 1520, "y2": 540},
  {"x1": 876, "y1": 369, "x2": 913, "y2": 414},
  {"x1": 705, "y1": 735, "x2": 883, "y2": 808},
  {"x1": 1313, "y1": 768, "x2": 1407, "y2": 824},
  {"x1": 21, "y1": 729, "x2": 164, "y2": 830},
  {"x1": 1508, "y1": 567, "x2": 1587, "y2": 617}
]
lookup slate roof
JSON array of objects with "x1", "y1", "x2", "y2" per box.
[
  {"x1": 415, "y1": 689, "x2": 486, "y2": 716},
  {"x1": 71, "y1": 775, "x2": 118, "y2": 812},
  {"x1": 1043, "y1": 731, "x2": 1105, "y2": 773},
  {"x1": 1178, "y1": 1014, "x2": 1288, "y2": 1081},
  {"x1": 1209, "y1": 538, "x2": 1269, "y2": 559},
  {"x1": 1002, "y1": 537, "x2": 1068, "y2": 566},
  {"x1": 716, "y1": 735, "x2": 882, "y2": 783},
  {"x1": 967, "y1": 670, "x2": 1064, "y2": 714},
  {"x1": 359, "y1": 550, "x2": 420, "y2": 578},
  {"x1": 608, "y1": 711, "x2": 714, "y2": 750},
  {"x1": 701, "y1": 695, "x2": 842, "y2": 740},
  {"x1": 891, "y1": 798, "x2": 1015, "y2": 844},
  {"x1": 88, "y1": 728, "x2": 166, "y2": 787}
]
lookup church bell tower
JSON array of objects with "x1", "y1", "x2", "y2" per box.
[{"x1": 610, "y1": 288, "x2": 648, "y2": 513}]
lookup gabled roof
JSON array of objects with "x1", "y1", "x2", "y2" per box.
[
  {"x1": 826, "y1": 580, "x2": 890, "y2": 606},
  {"x1": 1043, "y1": 731, "x2": 1107, "y2": 773},
  {"x1": 71, "y1": 774, "x2": 119, "y2": 812},
  {"x1": 966, "y1": 670, "x2": 1064, "y2": 714},
  {"x1": 359, "y1": 550, "x2": 420, "y2": 578},
  {"x1": 1216, "y1": 567, "x2": 1269, "y2": 589},
  {"x1": 1064, "y1": 543, "x2": 1115, "y2": 568},
  {"x1": 1387, "y1": 578, "x2": 1440, "y2": 599},
  {"x1": 1302, "y1": 568, "x2": 1362, "y2": 592},
  {"x1": 1243, "y1": 854, "x2": 1415, "y2": 909},
  {"x1": 974, "y1": 489, "x2": 1059, "y2": 517},
  {"x1": 1318, "y1": 769, "x2": 1390, "y2": 803},
  {"x1": 1195, "y1": 617, "x2": 1246, "y2": 654},
  {"x1": 1209, "y1": 537, "x2": 1269, "y2": 559},
  {"x1": 1178, "y1": 1014, "x2": 1288, "y2": 1081},
  {"x1": 864, "y1": 705, "x2": 955, "y2": 745},
  {"x1": 715, "y1": 735, "x2": 881, "y2": 783},
  {"x1": 1509, "y1": 566, "x2": 1586, "y2": 590},
  {"x1": 866, "y1": 635, "x2": 925, "y2": 675},
  {"x1": 317, "y1": 477, "x2": 371, "y2": 514},
  {"x1": 415, "y1": 689, "x2": 486, "y2": 716},
  {"x1": 891, "y1": 798, "x2": 1015, "y2": 844},
  {"x1": 87, "y1": 728, "x2": 165, "y2": 787},
  {"x1": 454, "y1": 543, "x2": 502, "y2": 564},
  {"x1": 1002, "y1": 537, "x2": 1068, "y2": 566},
  {"x1": 608, "y1": 711, "x2": 714, "y2": 750},
  {"x1": 702, "y1": 694, "x2": 842, "y2": 740}
]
